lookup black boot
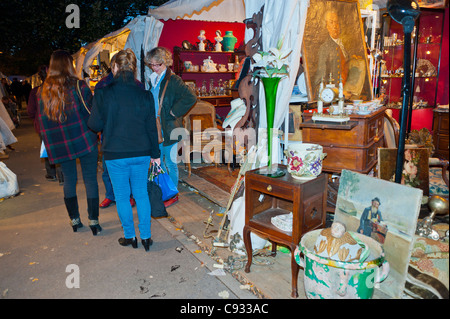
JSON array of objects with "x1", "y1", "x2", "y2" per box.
[
  {"x1": 64, "y1": 196, "x2": 83, "y2": 232},
  {"x1": 118, "y1": 237, "x2": 138, "y2": 248},
  {"x1": 87, "y1": 197, "x2": 102, "y2": 236},
  {"x1": 141, "y1": 238, "x2": 153, "y2": 252}
]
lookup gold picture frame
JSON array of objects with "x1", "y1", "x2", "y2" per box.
[{"x1": 302, "y1": 0, "x2": 373, "y2": 101}]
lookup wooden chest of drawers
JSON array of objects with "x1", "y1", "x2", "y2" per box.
[{"x1": 300, "y1": 107, "x2": 386, "y2": 174}]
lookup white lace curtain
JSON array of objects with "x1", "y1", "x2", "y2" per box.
[{"x1": 245, "y1": 0, "x2": 309, "y2": 167}]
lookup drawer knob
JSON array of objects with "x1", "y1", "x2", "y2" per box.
[{"x1": 267, "y1": 185, "x2": 273, "y2": 192}]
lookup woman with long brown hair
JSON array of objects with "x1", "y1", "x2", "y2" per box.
[{"x1": 37, "y1": 50, "x2": 101, "y2": 235}]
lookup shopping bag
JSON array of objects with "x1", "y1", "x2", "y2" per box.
[
  {"x1": 0, "y1": 161, "x2": 19, "y2": 199},
  {"x1": 40, "y1": 141, "x2": 48, "y2": 158},
  {"x1": 151, "y1": 163, "x2": 178, "y2": 201},
  {"x1": 147, "y1": 179, "x2": 168, "y2": 218}
]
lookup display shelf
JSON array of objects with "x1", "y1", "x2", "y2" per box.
[
  {"x1": 173, "y1": 46, "x2": 243, "y2": 113},
  {"x1": 379, "y1": 8, "x2": 445, "y2": 118},
  {"x1": 173, "y1": 46, "x2": 242, "y2": 78}
]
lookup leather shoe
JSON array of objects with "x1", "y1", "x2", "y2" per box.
[
  {"x1": 118, "y1": 237, "x2": 138, "y2": 248},
  {"x1": 164, "y1": 195, "x2": 179, "y2": 208},
  {"x1": 99, "y1": 198, "x2": 115, "y2": 208},
  {"x1": 45, "y1": 174, "x2": 57, "y2": 181},
  {"x1": 130, "y1": 197, "x2": 136, "y2": 207},
  {"x1": 141, "y1": 238, "x2": 153, "y2": 252}
]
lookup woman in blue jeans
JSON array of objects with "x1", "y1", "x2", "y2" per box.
[{"x1": 88, "y1": 49, "x2": 160, "y2": 251}]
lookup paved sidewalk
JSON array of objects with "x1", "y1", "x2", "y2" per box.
[{"x1": 0, "y1": 113, "x2": 256, "y2": 300}]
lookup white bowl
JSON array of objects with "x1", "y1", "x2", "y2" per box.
[{"x1": 284, "y1": 143, "x2": 327, "y2": 180}]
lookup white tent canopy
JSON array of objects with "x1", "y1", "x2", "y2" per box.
[
  {"x1": 73, "y1": 41, "x2": 96, "y2": 79},
  {"x1": 82, "y1": 15, "x2": 163, "y2": 81},
  {"x1": 82, "y1": 24, "x2": 132, "y2": 76},
  {"x1": 148, "y1": 0, "x2": 246, "y2": 22}
]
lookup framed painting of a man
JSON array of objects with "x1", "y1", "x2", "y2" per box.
[{"x1": 302, "y1": 0, "x2": 373, "y2": 101}]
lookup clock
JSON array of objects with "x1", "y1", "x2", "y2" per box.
[{"x1": 319, "y1": 86, "x2": 339, "y2": 103}]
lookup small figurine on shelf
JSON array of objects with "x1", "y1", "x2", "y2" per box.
[
  {"x1": 214, "y1": 30, "x2": 223, "y2": 52},
  {"x1": 218, "y1": 64, "x2": 227, "y2": 72},
  {"x1": 198, "y1": 30, "x2": 206, "y2": 51},
  {"x1": 202, "y1": 56, "x2": 217, "y2": 73}
]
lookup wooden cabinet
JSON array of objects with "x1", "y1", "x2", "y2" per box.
[
  {"x1": 433, "y1": 107, "x2": 449, "y2": 160},
  {"x1": 300, "y1": 107, "x2": 386, "y2": 174},
  {"x1": 243, "y1": 166, "x2": 328, "y2": 298}
]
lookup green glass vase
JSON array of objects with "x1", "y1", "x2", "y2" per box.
[{"x1": 259, "y1": 77, "x2": 285, "y2": 178}]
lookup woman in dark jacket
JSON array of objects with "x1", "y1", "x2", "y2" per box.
[
  {"x1": 145, "y1": 47, "x2": 197, "y2": 207},
  {"x1": 88, "y1": 49, "x2": 160, "y2": 252},
  {"x1": 37, "y1": 50, "x2": 100, "y2": 234}
]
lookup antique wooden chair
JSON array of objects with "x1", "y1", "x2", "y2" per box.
[{"x1": 181, "y1": 99, "x2": 231, "y2": 177}]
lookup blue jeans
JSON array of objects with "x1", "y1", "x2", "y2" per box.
[
  {"x1": 106, "y1": 156, "x2": 151, "y2": 240},
  {"x1": 102, "y1": 156, "x2": 134, "y2": 201},
  {"x1": 159, "y1": 142, "x2": 178, "y2": 188}
]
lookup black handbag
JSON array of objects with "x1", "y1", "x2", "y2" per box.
[{"x1": 148, "y1": 164, "x2": 168, "y2": 218}]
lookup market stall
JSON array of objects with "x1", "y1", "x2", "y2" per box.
[
  {"x1": 147, "y1": 0, "x2": 308, "y2": 168},
  {"x1": 143, "y1": 0, "x2": 449, "y2": 300},
  {"x1": 81, "y1": 15, "x2": 163, "y2": 88}
]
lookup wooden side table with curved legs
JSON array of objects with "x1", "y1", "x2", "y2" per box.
[{"x1": 243, "y1": 166, "x2": 328, "y2": 298}]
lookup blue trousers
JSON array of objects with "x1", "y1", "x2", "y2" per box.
[
  {"x1": 159, "y1": 142, "x2": 178, "y2": 188},
  {"x1": 102, "y1": 156, "x2": 134, "y2": 201},
  {"x1": 106, "y1": 156, "x2": 151, "y2": 240}
]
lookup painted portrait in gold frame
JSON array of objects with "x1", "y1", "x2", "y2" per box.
[{"x1": 302, "y1": 0, "x2": 373, "y2": 101}]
